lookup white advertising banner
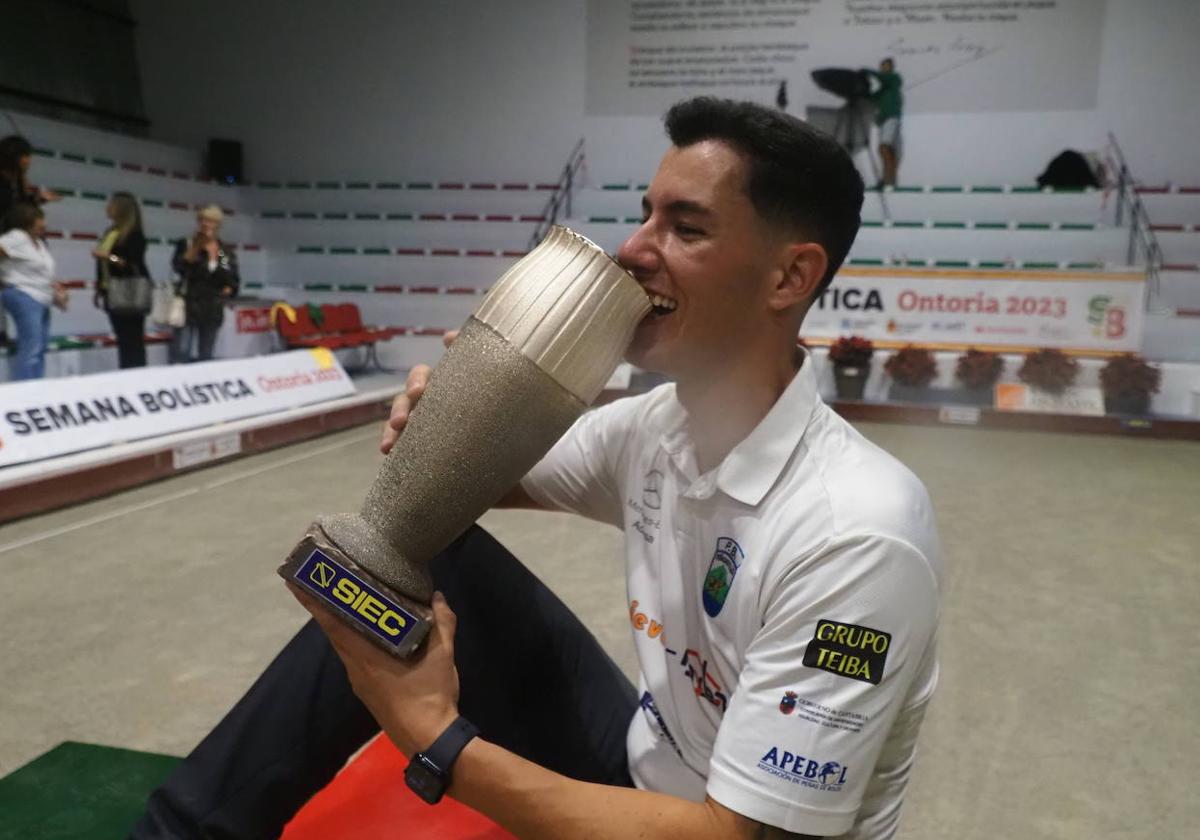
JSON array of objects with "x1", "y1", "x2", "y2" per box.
[
  {"x1": 803, "y1": 268, "x2": 1146, "y2": 352},
  {"x1": 587, "y1": 0, "x2": 1106, "y2": 116},
  {"x1": 0, "y1": 349, "x2": 355, "y2": 468}
]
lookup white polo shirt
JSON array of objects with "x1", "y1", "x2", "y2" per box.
[
  {"x1": 521, "y1": 350, "x2": 942, "y2": 838},
  {"x1": 0, "y1": 228, "x2": 56, "y2": 307}
]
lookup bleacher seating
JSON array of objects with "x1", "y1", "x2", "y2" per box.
[{"x1": 6, "y1": 109, "x2": 1199, "y2": 415}]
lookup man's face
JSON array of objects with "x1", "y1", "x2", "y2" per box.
[
  {"x1": 881, "y1": 59, "x2": 894, "y2": 73},
  {"x1": 616, "y1": 140, "x2": 780, "y2": 379}
]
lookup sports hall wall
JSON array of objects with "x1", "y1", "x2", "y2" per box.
[{"x1": 131, "y1": 0, "x2": 1199, "y2": 185}]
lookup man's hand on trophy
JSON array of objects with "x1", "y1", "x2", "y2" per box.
[
  {"x1": 287, "y1": 581, "x2": 462, "y2": 757},
  {"x1": 380, "y1": 330, "x2": 459, "y2": 455}
]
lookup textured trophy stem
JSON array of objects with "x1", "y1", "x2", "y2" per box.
[{"x1": 321, "y1": 317, "x2": 587, "y2": 603}]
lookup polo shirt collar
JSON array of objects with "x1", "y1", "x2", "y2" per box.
[
  {"x1": 714, "y1": 350, "x2": 818, "y2": 506},
  {"x1": 655, "y1": 350, "x2": 820, "y2": 505}
]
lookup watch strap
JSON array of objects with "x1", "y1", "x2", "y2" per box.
[{"x1": 422, "y1": 716, "x2": 480, "y2": 773}]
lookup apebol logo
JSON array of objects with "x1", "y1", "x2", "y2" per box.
[
  {"x1": 702, "y1": 537, "x2": 743, "y2": 617},
  {"x1": 757, "y1": 746, "x2": 849, "y2": 792}
]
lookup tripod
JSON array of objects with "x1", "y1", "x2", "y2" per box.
[{"x1": 832, "y1": 97, "x2": 890, "y2": 216}]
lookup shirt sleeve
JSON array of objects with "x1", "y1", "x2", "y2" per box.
[
  {"x1": 0, "y1": 229, "x2": 37, "y2": 261},
  {"x1": 705, "y1": 534, "x2": 940, "y2": 837},
  {"x1": 518, "y1": 393, "x2": 646, "y2": 528}
]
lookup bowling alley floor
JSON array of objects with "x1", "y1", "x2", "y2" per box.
[{"x1": 1, "y1": 419, "x2": 1198, "y2": 839}]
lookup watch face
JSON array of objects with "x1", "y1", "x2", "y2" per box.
[{"x1": 405, "y1": 756, "x2": 447, "y2": 805}]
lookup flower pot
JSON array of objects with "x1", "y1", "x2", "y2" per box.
[
  {"x1": 1104, "y1": 393, "x2": 1150, "y2": 416},
  {"x1": 946, "y1": 387, "x2": 994, "y2": 407},
  {"x1": 888, "y1": 383, "x2": 936, "y2": 404},
  {"x1": 834, "y1": 366, "x2": 868, "y2": 400}
]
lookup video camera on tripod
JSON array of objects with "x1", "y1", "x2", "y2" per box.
[
  {"x1": 811, "y1": 68, "x2": 872, "y2": 103},
  {"x1": 805, "y1": 66, "x2": 885, "y2": 195},
  {"x1": 809, "y1": 67, "x2": 874, "y2": 152}
]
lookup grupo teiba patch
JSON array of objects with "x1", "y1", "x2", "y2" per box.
[{"x1": 802, "y1": 619, "x2": 891, "y2": 685}]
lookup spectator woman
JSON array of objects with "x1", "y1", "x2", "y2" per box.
[
  {"x1": 170, "y1": 205, "x2": 239, "y2": 363},
  {"x1": 0, "y1": 203, "x2": 66, "y2": 380},
  {"x1": 0, "y1": 135, "x2": 60, "y2": 227},
  {"x1": 93, "y1": 192, "x2": 152, "y2": 368}
]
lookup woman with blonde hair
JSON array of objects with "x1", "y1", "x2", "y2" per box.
[
  {"x1": 170, "y1": 204, "x2": 239, "y2": 363},
  {"x1": 93, "y1": 191, "x2": 152, "y2": 368}
]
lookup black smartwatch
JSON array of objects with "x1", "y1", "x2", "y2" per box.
[{"x1": 404, "y1": 716, "x2": 480, "y2": 805}]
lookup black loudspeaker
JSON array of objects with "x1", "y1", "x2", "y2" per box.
[{"x1": 207, "y1": 138, "x2": 243, "y2": 185}]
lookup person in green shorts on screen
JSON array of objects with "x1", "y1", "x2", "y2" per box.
[{"x1": 864, "y1": 57, "x2": 902, "y2": 187}]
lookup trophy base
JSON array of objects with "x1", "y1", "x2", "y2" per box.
[{"x1": 278, "y1": 521, "x2": 433, "y2": 658}]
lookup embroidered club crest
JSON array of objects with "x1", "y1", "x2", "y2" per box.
[{"x1": 702, "y1": 537, "x2": 744, "y2": 617}]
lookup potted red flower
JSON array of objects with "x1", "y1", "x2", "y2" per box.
[
  {"x1": 828, "y1": 335, "x2": 874, "y2": 400},
  {"x1": 1018, "y1": 348, "x2": 1079, "y2": 395},
  {"x1": 1099, "y1": 354, "x2": 1160, "y2": 415},
  {"x1": 884, "y1": 345, "x2": 938, "y2": 403},
  {"x1": 953, "y1": 348, "x2": 1004, "y2": 406}
]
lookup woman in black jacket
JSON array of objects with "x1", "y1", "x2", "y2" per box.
[
  {"x1": 170, "y1": 204, "x2": 239, "y2": 363},
  {"x1": 93, "y1": 192, "x2": 152, "y2": 368}
]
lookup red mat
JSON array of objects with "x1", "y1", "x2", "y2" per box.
[{"x1": 281, "y1": 735, "x2": 515, "y2": 839}]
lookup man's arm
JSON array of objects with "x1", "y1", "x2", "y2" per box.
[
  {"x1": 292, "y1": 586, "x2": 816, "y2": 840},
  {"x1": 452, "y1": 739, "x2": 819, "y2": 840}
]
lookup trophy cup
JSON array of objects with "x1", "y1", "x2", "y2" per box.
[{"x1": 278, "y1": 226, "x2": 651, "y2": 656}]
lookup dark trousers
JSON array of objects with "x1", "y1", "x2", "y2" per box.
[
  {"x1": 170, "y1": 323, "x2": 220, "y2": 363},
  {"x1": 109, "y1": 311, "x2": 147, "y2": 368},
  {"x1": 131, "y1": 526, "x2": 638, "y2": 839}
]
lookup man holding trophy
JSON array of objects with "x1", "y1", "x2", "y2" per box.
[{"x1": 135, "y1": 97, "x2": 942, "y2": 840}]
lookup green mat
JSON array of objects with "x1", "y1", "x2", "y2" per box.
[{"x1": 0, "y1": 742, "x2": 180, "y2": 840}]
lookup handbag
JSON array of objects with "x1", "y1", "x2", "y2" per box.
[
  {"x1": 167, "y1": 292, "x2": 186, "y2": 327},
  {"x1": 106, "y1": 274, "x2": 153, "y2": 314},
  {"x1": 152, "y1": 281, "x2": 186, "y2": 327}
]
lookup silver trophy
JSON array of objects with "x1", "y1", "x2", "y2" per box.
[{"x1": 279, "y1": 227, "x2": 650, "y2": 656}]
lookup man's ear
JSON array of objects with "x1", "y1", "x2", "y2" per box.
[{"x1": 768, "y1": 242, "x2": 827, "y2": 312}]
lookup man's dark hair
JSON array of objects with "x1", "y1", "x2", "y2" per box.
[{"x1": 664, "y1": 97, "x2": 863, "y2": 295}]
